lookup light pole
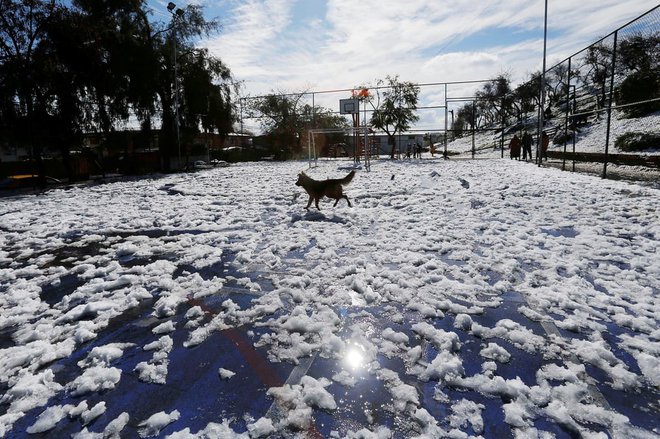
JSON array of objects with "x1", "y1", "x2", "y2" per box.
[
  {"x1": 167, "y1": 2, "x2": 184, "y2": 169},
  {"x1": 537, "y1": 0, "x2": 548, "y2": 165}
]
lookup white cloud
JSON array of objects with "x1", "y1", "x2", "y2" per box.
[
  {"x1": 202, "y1": 0, "x2": 658, "y2": 131},
  {"x1": 207, "y1": 0, "x2": 295, "y2": 82}
]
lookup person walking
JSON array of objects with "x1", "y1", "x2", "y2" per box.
[
  {"x1": 509, "y1": 134, "x2": 522, "y2": 160},
  {"x1": 541, "y1": 131, "x2": 549, "y2": 161},
  {"x1": 522, "y1": 131, "x2": 533, "y2": 160}
]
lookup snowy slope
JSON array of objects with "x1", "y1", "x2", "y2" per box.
[
  {"x1": 0, "y1": 159, "x2": 658, "y2": 438},
  {"x1": 445, "y1": 111, "x2": 659, "y2": 157}
]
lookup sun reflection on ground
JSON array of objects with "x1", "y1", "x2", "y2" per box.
[{"x1": 343, "y1": 345, "x2": 365, "y2": 370}]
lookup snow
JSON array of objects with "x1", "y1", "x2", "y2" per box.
[
  {"x1": 218, "y1": 367, "x2": 236, "y2": 379},
  {"x1": 138, "y1": 410, "x2": 181, "y2": 438},
  {"x1": 66, "y1": 365, "x2": 122, "y2": 396},
  {"x1": 0, "y1": 149, "x2": 658, "y2": 437},
  {"x1": 445, "y1": 110, "x2": 660, "y2": 157},
  {"x1": 267, "y1": 376, "x2": 337, "y2": 429}
]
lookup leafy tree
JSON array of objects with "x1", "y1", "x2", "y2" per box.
[
  {"x1": 40, "y1": 0, "x2": 157, "y2": 177},
  {"x1": 179, "y1": 48, "x2": 234, "y2": 161},
  {"x1": 251, "y1": 91, "x2": 348, "y2": 158},
  {"x1": 511, "y1": 72, "x2": 542, "y2": 122},
  {"x1": 455, "y1": 103, "x2": 476, "y2": 135},
  {"x1": 616, "y1": 69, "x2": 660, "y2": 117},
  {"x1": 617, "y1": 32, "x2": 660, "y2": 74},
  {"x1": 475, "y1": 74, "x2": 513, "y2": 127},
  {"x1": 0, "y1": 0, "x2": 236, "y2": 177},
  {"x1": 251, "y1": 91, "x2": 307, "y2": 156},
  {"x1": 368, "y1": 75, "x2": 419, "y2": 159},
  {"x1": 149, "y1": 4, "x2": 234, "y2": 170},
  {"x1": 580, "y1": 42, "x2": 613, "y2": 109},
  {"x1": 0, "y1": 0, "x2": 59, "y2": 182},
  {"x1": 615, "y1": 32, "x2": 659, "y2": 117}
]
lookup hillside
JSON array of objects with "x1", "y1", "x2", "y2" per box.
[{"x1": 445, "y1": 110, "x2": 659, "y2": 158}]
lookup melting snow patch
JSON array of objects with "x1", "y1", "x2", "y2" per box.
[
  {"x1": 218, "y1": 368, "x2": 236, "y2": 379},
  {"x1": 138, "y1": 410, "x2": 180, "y2": 438}
]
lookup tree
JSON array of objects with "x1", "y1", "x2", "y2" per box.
[
  {"x1": 475, "y1": 74, "x2": 512, "y2": 127},
  {"x1": 617, "y1": 32, "x2": 660, "y2": 74},
  {"x1": 451, "y1": 105, "x2": 473, "y2": 138},
  {"x1": 251, "y1": 91, "x2": 348, "y2": 159},
  {"x1": 1, "y1": 0, "x2": 236, "y2": 177},
  {"x1": 180, "y1": 48, "x2": 235, "y2": 161},
  {"x1": 368, "y1": 75, "x2": 419, "y2": 159},
  {"x1": 0, "y1": 0, "x2": 59, "y2": 183},
  {"x1": 251, "y1": 91, "x2": 306, "y2": 157},
  {"x1": 616, "y1": 69, "x2": 660, "y2": 117},
  {"x1": 40, "y1": 0, "x2": 157, "y2": 178},
  {"x1": 546, "y1": 63, "x2": 573, "y2": 107},
  {"x1": 511, "y1": 72, "x2": 542, "y2": 123},
  {"x1": 615, "y1": 32, "x2": 660, "y2": 117},
  {"x1": 150, "y1": 4, "x2": 234, "y2": 170},
  {"x1": 580, "y1": 42, "x2": 613, "y2": 109}
]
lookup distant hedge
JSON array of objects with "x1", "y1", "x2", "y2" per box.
[
  {"x1": 615, "y1": 132, "x2": 659, "y2": 152},
  {"x1": 616, "y1": 70, "x2": 660, "y2": 118}
]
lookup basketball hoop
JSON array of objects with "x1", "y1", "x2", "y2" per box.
[
  {"x1": 339, "y1": 98, "x2": 359, "y2": 114},
  {"x1": 352, "y1": 88, "x2": 370, "y2": 99}
]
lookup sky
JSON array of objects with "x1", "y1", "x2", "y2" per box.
[{"x1": 144, "y1": 0, "x2": 659, "y2": 99}]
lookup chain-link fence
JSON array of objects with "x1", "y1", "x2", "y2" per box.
[
  {"x1": 238, "y1": 79, "x2": 493, "y2": 163},
  {"x1": 499, "y1": 5, "x2": 659, "y2": 178},
  {"x1": 241, "y1": 6, "x2": 659, "y2": 179}
]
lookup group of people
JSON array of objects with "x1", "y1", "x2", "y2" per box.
[
  {"x1": 406, "y1": 142, "x2": 423, "y2": 159},
  {"x1": 509, "y1": 130, "x2": 549, "y2": 161}
]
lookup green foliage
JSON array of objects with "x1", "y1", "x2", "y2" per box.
[
  {"x1": 615, "y1": 132, "x2": 659, "y2": 152},
  {"x1": 617, "y1": 32, "x2": 660, "y2": 74},
  {"x1": 250, "y1": 92, "x2": 349, "y2": 156},
  {"x1": 475, "y1": 74, "x2": 512, "y2": 126},
  {"x1": 368, "y1": 75, "x2": 419, "y2": 158},
  {"x1": 0, "y1": 0, "x2": 235, "y2": 174},
  {"x1": 615, "y1": 69, "x2": 660, "y2": 117}
]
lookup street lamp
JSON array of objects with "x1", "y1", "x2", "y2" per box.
[{"x1": 167, "y1": 2, "x2": 184, "y2": 169}]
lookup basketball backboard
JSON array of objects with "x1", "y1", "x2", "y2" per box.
[{"x1": 339, "y1": 98, "x2": 360, "y2": 114}]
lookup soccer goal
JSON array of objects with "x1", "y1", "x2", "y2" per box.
[{"x1": 307, "y1": 126, "x2": 372, "y2": 171}]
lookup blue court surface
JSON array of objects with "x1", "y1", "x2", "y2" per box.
[
  {"x1": 1, "y1": 160, "x2": 659, "y2": 438},
  {"x1": 5, "y1": 244, "x2": 659, "y2": 438}
]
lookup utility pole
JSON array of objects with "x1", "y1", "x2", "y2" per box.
[
  {"x1": 167, "y1": 2, "x2": 184, "y2": 170},
  {"x1": 537, "y1": 0, "x2": 548, "y2": 166}
]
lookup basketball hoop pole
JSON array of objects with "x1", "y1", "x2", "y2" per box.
[
  {"x1": 363, "y1": 99, "x2": 370, "y2": 171},
  {"x1": 340, "y1": 94, "x2": 370, "y2": 171}
]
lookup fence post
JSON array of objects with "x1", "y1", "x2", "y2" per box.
[
  {"x1": 444, "y1": 83, "x2": 448, "y2": 159},
  {"x1": 602, "y1": 30, "x2": 618, "y2": 179},
  {"x1": 563, "y1": 57, "x2": 571, "y2": 171},
  {"x1": 572, "y1": 84, "x2": 576, "y2": 172},
  {"x1": 471, "y1": 100, "x2": 475, "y2": 159},
  {"x1": 500, "y1": 98, "x2": 505, "y2": 159}
]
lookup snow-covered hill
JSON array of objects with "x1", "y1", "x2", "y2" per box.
[{"x1": 444, "y1": 110, "x2": 659, "y2": 157}]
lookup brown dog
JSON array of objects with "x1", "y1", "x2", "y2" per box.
[{"x1": 295, "y1": 170, "x2": 355, "y2": 210}]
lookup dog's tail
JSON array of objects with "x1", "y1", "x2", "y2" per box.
[{"x1": 341, "y1": 170, "x2": 356, "y2": 185}]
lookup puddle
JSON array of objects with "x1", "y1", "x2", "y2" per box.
[{"x1": 541, "y1": 227, "x2": 578, "y2": 238}]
